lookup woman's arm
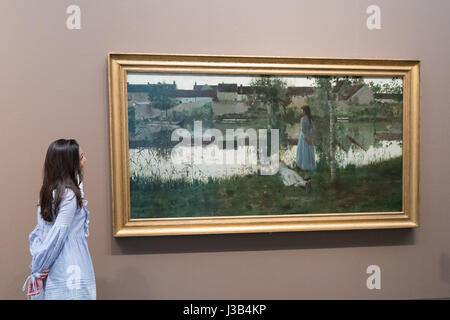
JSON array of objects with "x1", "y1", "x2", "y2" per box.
[
  {"x1": 29, "y1": 208, "x2": 43, "y2": 257},
  {"x1": 22, "y1": 188, "x2": 78, "y2": 295},
  {"x1": 31, "y1": 188, "x2": 77, "y2": 272},
  {"x1": 301, "y1": 116, "x2": 309, "y2": 135},
  {"x1": 303, "y1": 117, "x2": 314, "y2": 145}
]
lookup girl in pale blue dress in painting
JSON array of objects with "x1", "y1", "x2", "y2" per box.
[
  {"x1": 22, "y1": 139, "x2": 96, "y2": 300},
  {"x1": 296, "y1": 105, "x2": 316, "y2": 189}
]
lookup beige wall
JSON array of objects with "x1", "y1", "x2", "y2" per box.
[{"x1": 1, "y1": 0, "x2": 450, "y2": 300}]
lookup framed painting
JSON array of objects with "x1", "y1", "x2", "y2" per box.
[{"x1": 107, "y1": 52, "x2": 420, "y2": 237}]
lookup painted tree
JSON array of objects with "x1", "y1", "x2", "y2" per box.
[
  {"x1": 250, "y1": 76, "x2": 292, "y2": 147},
  {"x1": 128, "y1": 105, "x2": 136, "y2": 138},
  {"x1": 147, "y1": 82, "x2": 178, "y2": 120},
  {"x1": 307, "y1": 76, "x2": 363, "y2": 182},
  {"x1": 368, "y1": 78, "x2": 403, "y2": 123}
]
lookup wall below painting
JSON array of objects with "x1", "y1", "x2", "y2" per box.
[{"x1": 1, "y1": 0, "x2": 450, "y2": 299}]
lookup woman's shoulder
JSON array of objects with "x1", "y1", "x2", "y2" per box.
[
  {"x1": 63, "y1": 188, "x2": 76, "y2": 201},
  {"x1": 52, "y1": 188, "x2": 76, "y2": 201}
]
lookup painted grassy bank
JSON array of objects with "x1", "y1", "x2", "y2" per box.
[{"x1": 130, "y1": 156, "x2": 402, "y2": 218}]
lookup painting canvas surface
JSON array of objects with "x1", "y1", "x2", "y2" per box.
[{"x1": 126, "y1": 73, "x2": 403, "y2": 219}]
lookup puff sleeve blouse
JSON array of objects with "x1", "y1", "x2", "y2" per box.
[{"x1": 22, "y1": 187, "x2": 96, "y2": 300}]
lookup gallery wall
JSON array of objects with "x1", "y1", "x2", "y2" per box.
[{"x1": 1, "y1": 0, "x2": 450, "y2": 299}]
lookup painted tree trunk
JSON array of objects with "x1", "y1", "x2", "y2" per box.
[{"x1": 329, "y1": 99, "x2": 337, "y2": 181}]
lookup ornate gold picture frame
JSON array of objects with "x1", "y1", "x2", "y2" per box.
[{"x1": 108, "y1": 52, "x2": 419, "y2": 237}]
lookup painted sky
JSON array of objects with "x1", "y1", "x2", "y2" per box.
[{"x1": 127, "y1": 73, "x2": 402, "y2": 90}]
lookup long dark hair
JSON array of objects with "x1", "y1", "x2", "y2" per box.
[
  {"x1": 38, "y1": 139, "x2": 83, "y2": 222},
  {"x1": 301, "y1": 105, "x2": 312, "y2": 125}
]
